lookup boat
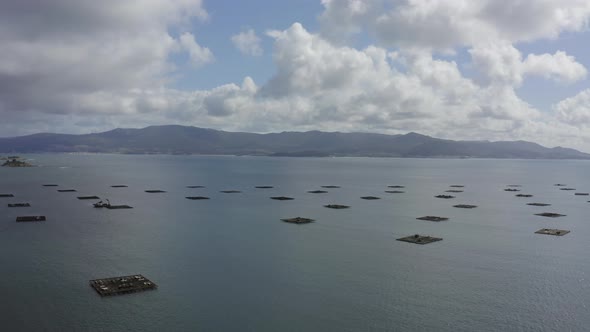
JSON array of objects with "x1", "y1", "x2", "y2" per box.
[{"x1": 93, "y1": 199, "x2": 111, "y2": 208}]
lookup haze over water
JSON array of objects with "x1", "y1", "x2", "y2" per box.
[{"x1": 1, "y1": 154, "x2": 589, "y2": 331}]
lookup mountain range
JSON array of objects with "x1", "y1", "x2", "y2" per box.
[{"x1": 0, "y1": 125, "x2": 587, "y2": 159}]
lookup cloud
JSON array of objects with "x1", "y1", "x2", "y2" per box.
[
  {"x1": 554, "y1": 89, "x2": 590, "y2": 125},
  {"x1": 320, "y1": 0, "x2": 590, "y2": 49},
  {"x1": 179, "y1": 32, "x2": 214, "y2": 66},
  {"x1": 523, "y1": 51, "x2": 587, "y2": 84},
  {"x1": 0, "y1": 0, "x2": 211, "y2": 116},
  {"x1": 231, "y1": 29, "x2": 263, "y2": 56},
  {"x1": 469, "y1": 42, "x2": 587, "y2": 86}
]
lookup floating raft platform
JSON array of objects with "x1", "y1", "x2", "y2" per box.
[
  {"x1": 8, "y1": 203, "x2": 30, "y2": 207},
  {"x1": 57, "y1": 189, "x2": 77, "y2": 192},
  {"x1": 281, "y1": 217, "x2": 314, "y2": 224},
  {"x1": 308, "y1": 190, "x2": 328, "y2": 194},
  {"x1": 321, "y1": 185, "x2": 340, "y2": 188},
  {"x1": 145, "y1": 190, "x2": 166, "y2": 193},
  {"x1": 324, "y1": 204, "x2": 350, "y2": 209},
  {"x1": 8, "y1": 203, "x2": 31, "y2": 208},
  {"x1": 90, "y1": 274, "x2": 157, "y2": 297},
  {"x1": 453, "y1": 204, "x2": 477, "y2": 209},
  {"x1": 417, "y1": 216, "x2": 448, "y2": 222},
  {"x1": 42, "y1": 184, "x2": 58, "y2": 187},
  {"x1": 446, "y1": 190, "x2": 463, "y2": 193},
  {"x1": 560, "y1": 188, "x2": 576, "y2": 191},
  {"x1": 535, "y1": 228, "x2": 569, "y2": 236},
  {"x1": 554, "y1": 184, "x2": 566, "y2": 187},
  {"x1": 535, "y1": 212, "x2": 566, "y2": 218},
  {"x1": 504, "y1": 188, "x2": 520, "y2": 192},
  {"x1": 435, "y1": 195, "x2": 455, "y2": 199},
  {"x1": 186, "y1": 196, "x2": 210, "y2": 200},
  {"x1": 255, "y1": 186, "x2": 273, "y2": 189},
  {"x1": 449, "y1": 185, "x2": 464, "y2": 188},
  {"x1": 111, "y1": 185, "x2": 128, "y2": 188},
  {"x1": 106, "y1": 205, "x2": 133, "y2": 210},
  {"x1": 361, "y1": 196, "x2": 380, "y2": 200},
  {"x1": 527, "y1": 203, "x2": 551, "y2": 206},
  {"x1": 388, "y1": 185, "x2": 405, "y2": 188},
  {"x1": 516, "y1": 194, "x2": 533, "y2": 197},
  {"x1": 270, "y1": 196, "x2": 294, "y2": 201},
  {"x1": 220, "y1": 190, "x2": 241, "y2": 193},
  {"x1": 385, "y1": 190, "x2": 405, "y2": 193},
  {"x1": 575, "y1": 192, "x2": 589, "y2": 196},
  {"x1": 77, "y1": 196, "x2": 100, "y2": 200},
  {"x1": 186, "y1": 185, "x2": 205, "y2": 188},
  {"x1": 0, "y1": 194, "x2": 15, "y2": 197},
  {"x1": 397, "y1": 234, "x2": 442, "y2": 245},
  {"x1": 16, "y1": 216, "x2": 46, "y2": 222}
]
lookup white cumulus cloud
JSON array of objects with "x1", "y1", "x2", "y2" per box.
[
  {"x1": 179, "y1": 32, "x2": 214, "y2": 67},
  {"x1": 231, "y1": 29, "x2": 263, "y2": 56}
]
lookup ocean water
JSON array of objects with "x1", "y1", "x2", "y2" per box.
[{"x1": 1, "y1": 154, "x2": 589, "y2": 331}]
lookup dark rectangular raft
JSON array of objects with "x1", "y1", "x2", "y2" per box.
[
  {"x1": 397, "y1": 234, "x2": 442, "y2": 245},
  {"x1": 186, "y1": 196, "x2": 210, "y2": 200},
  {"x1": 111, "y1": 185, "x2": 128, "y2": 188},
  {"x1": 106, "y1": 205, "x2": 133, "y2": 209},
  {"x1": 89, "y1": 274, "x2": 157, "y2": 297},
  {"x1": 0, "y1": 194, "x2": 15, "y2": 197},
  {"x1": 145, "y1": 190, "x2": 166, "y2": 193},
  {"x1": 535, "y1": 212, "x2": 566, "y2": 218},
  {"x1": 42, "y1": 184, "x2": 59, "y2": 187},
  {"x1": 281, "y1": 217, "x2": 314, "y2": 224},
  {"x1": 57, "y1": 189, "x2": 77, "y2": 192},
  {"x1": 270, "y1": 196, "x2": 294, "y2": 200},
  {"x1": 417, "y1": 216, "x2": 449, "y2": 222},
  {"x1": 77, "y1": 196, "x2": 100, "y2": 200},
  {"x1": 16, "y1": 216, "x2": 46, "y2": 222},
  {"x1": 453, "y1": 204, "x2": 477, "y2": 209},
  {"x1": 535, "y1": 228, "x2": 570, "y2": 236},
  {"x1": 8, "y1": 203, "x2": 30, "y2": 207}
]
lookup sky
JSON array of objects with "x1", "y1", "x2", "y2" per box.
[{"x1": 1, "y1": 1, "x2": 590, "y2": 151}]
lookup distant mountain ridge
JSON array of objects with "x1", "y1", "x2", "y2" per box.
[{"x1": 0, "y1": 125, "x2": 588, "y2": 159}]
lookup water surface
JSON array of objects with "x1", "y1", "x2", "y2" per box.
[{"x1": 1, "y1": 155, "x2": 589, "y2": 331}]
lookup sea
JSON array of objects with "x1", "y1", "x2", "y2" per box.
[{"x1": 0, "y1": 154, "x2": 589, "y2": 331}]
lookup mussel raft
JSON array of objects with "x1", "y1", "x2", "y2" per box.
[
  {"x1": 324, "y1": 204, "x2": 350, "y2": 209},
  {"x1": 8, "y1": 203, "x2": 31, "y2": 207},
  {"x1": 527, "y1": 203, "x2": 551, "y2": 206},
  {"x1": 416, "y1": 216, "x2": 449, "y2": 222},
  {"x1": 90, "y1": 274, "x2": 157, "y2": 297},
  {"x1": 535, "y1": 228, "x2": 570, "y2": 236},
  {"x1": 535, "y1": 212, "x2": 566, "y2": 218},
  {"x1": 453, "y1": 204, "x2": 477, "y2": 209},
  {"x1": 397, "y1": 234, "x2": 442, "y2": 245},
  {"x1": 16, "y1": 216, "x2": 46, "y2": 222},
  {"x1": 281, "y1": 217, "x2": 314, "y2": 224},
  {"x1": 270, "y1": 196, "x2": 294, "y2": 200}
]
